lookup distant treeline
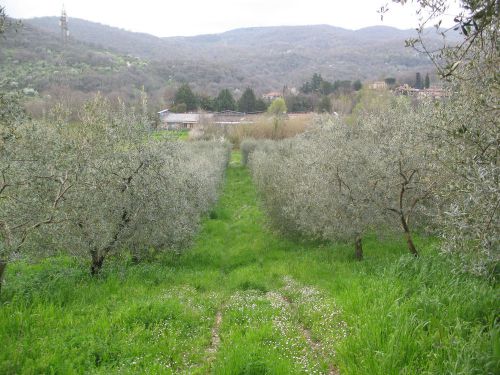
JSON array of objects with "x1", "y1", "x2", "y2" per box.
[
  {"x1": 170, "y1": 73, "x2": 367, "y2": 114},
  {"x1": 170, "y1": 85, "x2": 269, "y2": 113},
  {"x1": 300, "y1": 73, "x2": 363, "y2": 95}
]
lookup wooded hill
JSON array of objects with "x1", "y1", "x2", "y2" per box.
[
  {"x1": 1, "y1": 16, "x2": 441, "y2": 111},
  {"x1": 26, "y1": 17, "x2": 438, "y2": 87}
]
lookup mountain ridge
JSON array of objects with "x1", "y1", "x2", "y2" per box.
[
  {"x1": 25, "y1": 17, "x2": 415, "y2": 38},
  {"x1": 1, "y1": 16, "x2": 441, "y2": 112},
  {"x1": 23, "y1": 17, "x2": 434, "y2": 86}
]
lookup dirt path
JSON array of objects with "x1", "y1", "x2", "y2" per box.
[{"x1": 205, "y1": 309, "x2": 223, "y2": 370}]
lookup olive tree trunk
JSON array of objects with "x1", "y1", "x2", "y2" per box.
[
  {"x1": 400, "y1": 214, "x2": 418, "y2": 257},
  {"x1": 354, "y1": 237, "x2": 363, "y2": 261},
  {"x1": 397, "y1": 175, "x2": 419, "y2": 257},
  {"x1": 0, "y1": 259, "x2": 7, "y2": 294},
  {"x1": 90, "y1": 251, "x2": 105, "y2": 276}
]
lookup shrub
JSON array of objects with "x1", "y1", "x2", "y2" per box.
[
  {"x1": 240, "y1": 138, "x2": 258, "y2": 166},
  {"x1": 190, "y1": 114, "x2": 314, "y2": 147}
]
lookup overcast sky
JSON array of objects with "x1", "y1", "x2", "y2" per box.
[{"x1": 3, "y1": 0, "x2": 461, "y2": 37}]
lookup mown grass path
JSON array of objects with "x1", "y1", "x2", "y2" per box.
[
  {"x1": 182, "y1": 152, "x2": 347, "y2": 374},
  {"x1": 0, "y1": 152, "x2": 497, "y2": 374}
]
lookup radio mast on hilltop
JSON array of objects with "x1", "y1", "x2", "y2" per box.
[{"x1": 59, "y1": 5, "x2": 69, "y2": 44}]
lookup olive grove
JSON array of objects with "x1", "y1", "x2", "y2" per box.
[
  {"x1": 389, "y1": 0, "x2": 499, "y2": 274},
  {"x1": 248, "y1": 0, "x2": 498, "y2": 275},
  {"x1": 0, "y1": 95, "x2": 230, "y2": 289},
  {"x1": 248, "y1": 98, "x2": 440, "y2": 260}
]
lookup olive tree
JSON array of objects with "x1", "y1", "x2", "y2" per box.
[
  {"x1": 432, "y1": 68, "x2": 499, "y2": 274},
  {"x1": 438, "y1": 4, "x2": 498, "y2": 274},
  {"x1": 249, "y1": 119, "x2": 384, "y2": 260},
  {"x1": 249, "y1": 99, "x2": 441, "y2": 259},
  {"x1": 0, "y1": 9, "x2": 51, "y2": 290},
  {"x1": 125, "y1": 141, "x2": 230, "y2": 259},
  {"x1": 0, "y1": 4, "x2": 8, "y2": 34},
  {"x1": 58, "y1": 100, "x2": 152, "y2": 274},
  {"x1": 240, "y1": 138, "x2": 276, "y2": 166},
  {"x1": 385, "y1": 0, "x2": 499, "y2": 274},
  {"x1": 0, "y1": 113, "x2": 77, "y2": 291},
  {"x1": 318, "y1": 99, "x2": 440, "y2": 257},
  {"x1": 1, "y1": 95, "x2": 230, "y2": 289},
  {"x1": 56, "y1": 97, "x2": 230, "y2": 275},
  {"x1": 297, "y1": 119, "x2": 385, "y2": 260},
  {"x1": 361, "y1": 98, "x2": 441, "y2": 256}
]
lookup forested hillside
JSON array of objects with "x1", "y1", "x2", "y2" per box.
[
  {"x1": 15, "y1": 17, "x2": 438, "y2": 94},
  {"x1": 0, "y1": 20, "x2": 245, "y2": 113}
]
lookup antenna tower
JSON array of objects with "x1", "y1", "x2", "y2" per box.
[{"x1": 59, "y1": 5, "x2": 69, "y2": 44}]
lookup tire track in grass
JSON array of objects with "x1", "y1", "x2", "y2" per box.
[
  {"x1": 270, "y1": 277, "x2": 343, "y2": 375},
  {"x1": 207, "y1": 309, "x2": 223, "y2": 358},
  {"x1": 300, "y1": 327, "x2": 340, "y2": 375}
]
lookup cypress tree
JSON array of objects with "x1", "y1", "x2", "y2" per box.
[
  {"x1": 424, "y1": 73, "x2": 430, "y2": 89},
  {"x1": 415, "y1": 72, "x2": 423, "y2": 89}
]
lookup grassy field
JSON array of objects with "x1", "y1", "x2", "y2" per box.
[
  {"x1": 151, "y1": 129, "x2": 190, "y2": 141},
  {"x1": 0, "y1": 152, "x2": 498, "y2": 374}
]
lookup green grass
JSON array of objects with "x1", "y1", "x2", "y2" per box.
[
  {"x1": 151, "y1": 129, "x2": 190, "y2": 141},
  {"x1": 0, "y1": 152, "x2": 498, "y2": 374}
]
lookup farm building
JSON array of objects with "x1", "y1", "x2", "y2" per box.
[
  {"x1": 158, "y1": 109, "x2": 262, "y2": 129},
  {"x1": 157, "y1": 110, "x2": 204, "y2": 129},
  {"x1": 394, "y1": 85, "x2": 446, "y2": 99},
  {"x1": 368, "y1": 81, "x2": 387, "y2": 90}
]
